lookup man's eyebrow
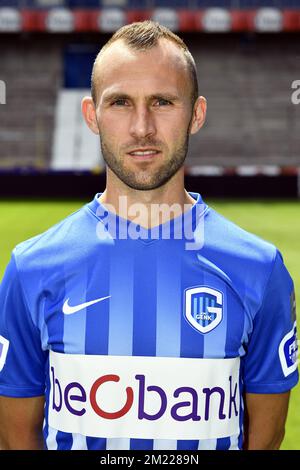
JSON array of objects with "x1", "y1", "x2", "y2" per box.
[
  {"x1": 102, "y1": 92, "x2": 180, "y2": 104},
  {"x1": 102, "y1": 93, "x2": 131, "y2": 104},
  {"x1": 148, "y1": 93, "x2": 179, "y2": 102}
]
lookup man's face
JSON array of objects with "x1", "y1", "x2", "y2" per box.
[{"x1": 93, "y1": 39, "x2": 195, "y2": 191}]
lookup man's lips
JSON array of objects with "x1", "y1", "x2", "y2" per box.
[{"x1": 126, "y1": 149, "x2": 161, "y2": 159}]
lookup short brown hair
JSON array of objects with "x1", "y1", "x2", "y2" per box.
[{"x1": 91, "y1": 20, "x2": 198, "y2": 107}]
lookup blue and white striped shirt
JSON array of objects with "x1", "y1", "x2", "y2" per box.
[{"x1": 0, "y1": 193, "x2": 298, "y2": 450}]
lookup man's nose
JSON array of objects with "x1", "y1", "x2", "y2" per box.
[{"x1": 129, "y1": 106, "x2": 156, "y2": 139}]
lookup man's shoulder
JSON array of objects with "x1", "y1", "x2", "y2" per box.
[
  {"x1": 205, "y1": 206, "x2": 277, "y2": 266},
  {"x1": 13, "y1": 203, "x2": 91, "y2": 271},
  {"x1": 203, "y1": 207, "x2": 284, "y2": 317}
]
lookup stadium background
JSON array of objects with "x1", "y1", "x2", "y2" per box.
[{"x1": 0, "y1": 0, "x2": 299, "y2": 449}]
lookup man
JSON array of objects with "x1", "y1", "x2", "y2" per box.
[{"x1": 0, "y1": 21, "x2": 298, "y2": 451}]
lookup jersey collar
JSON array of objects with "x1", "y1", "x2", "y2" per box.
[{"x1": 87, "y1": 192, "x2": 207, "y2": 243}]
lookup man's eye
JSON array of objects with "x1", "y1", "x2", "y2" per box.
[
  {"x1": 112, "y1": 99, "x2": 127, "y2": 106},
  {"x1": 155, "y1": 99, "x2": 171, "y2": 106}
]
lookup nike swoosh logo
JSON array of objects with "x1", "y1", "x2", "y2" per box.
[{"x1": 62, "y1": 296, "x2": 111, "y2": 315}]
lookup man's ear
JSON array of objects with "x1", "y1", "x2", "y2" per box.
[
  {"x1": 189, "y1": 96, "x2": 207, "y2": 135},
  {"x1": 81, "y1": 96, "x2": 99, "y2": 135}
]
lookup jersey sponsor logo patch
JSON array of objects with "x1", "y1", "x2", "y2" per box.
[
  {"x1": 0, "y1": 335, "x2": 9, "y2": 372},
  {"x1": 184, "y1": 286, "x2": 223, "y2": 334},
  {"x1": 279, "y1": 321, "x2": 299, "y2": 377},
  {"x1": 62, "y1": 295, "x2": 111, "y2": 315},
  {"x1": 48, "y1": 351, "x2": 240, "y2": 440}
]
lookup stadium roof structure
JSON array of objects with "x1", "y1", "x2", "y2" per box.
[{"x1": 0, "y1": 6, "x2": 300, "y2": 32}]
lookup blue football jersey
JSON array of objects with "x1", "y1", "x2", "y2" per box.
[{"x1": 0, "y1": 192, "x2": 298, "y2": 450}]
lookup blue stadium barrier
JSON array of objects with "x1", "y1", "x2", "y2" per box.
[
  {"x1": 126, "y1": 0, "x2": 149, "y2": 8},
  {"x1": 194, "y1": 0, "x2": 297, "y2": 7},
  {"x1": 1, "y1": 0, "x2": 300, "y2": 9},
  {"x1": 0, "y1": 0, "x2": 21, "y2": 6},
  {"x1": 150, "y1": 0, "x2": 190, "y2": 8},
  {"x1": 195, "y1": 0, "x2": 234, "y2": 7},
  {"x1": 27, "y1": 0, "x2": 68, "y2": 7},
  {"x1": 0, "y1": 172, "x2": 297, "y2": 199},
  {"x1": 68, "y1": 0, "x2": 101, "y2": 8},
  {"x1": 238, "y1": 0, "x2": 300, "y2": 7}
]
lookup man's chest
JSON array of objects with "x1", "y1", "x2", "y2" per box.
[{"x1": 41, "y1": 248, "x2": 247, "y2": 359}]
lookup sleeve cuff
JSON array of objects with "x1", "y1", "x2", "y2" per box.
[
  {"x1": 244, "y1": 371, "x2": 299, "y2": 394},
  {"x1": 0, "y1": 383, "x2": 45, "y2": 398}
]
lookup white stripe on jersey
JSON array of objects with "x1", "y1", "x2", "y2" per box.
[
  {"x1": 198, "y1": 439, "x2": 217, "y2": 450},
  {"x1": 106, "y1": 438, "x2": 130, "y2": 450},
  {"x1": 229, "y1": 434, "x2": 239, "y2": 450},
  {"x1": 153, "y1": 440, "x2": 177, "y2": 450},
  {"x1": 46, "y1": 426, "x2": 58, "y2": 450},
  {"x1": 71, "y1": 433, "x2": 88, "y2": 449}
]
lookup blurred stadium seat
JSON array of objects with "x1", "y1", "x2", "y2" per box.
[
  {"x1": 1, "y1": 33, "x2": 299, "y2": 171},
  {"x1": 0, "y1": 0, "x2": 300, "y2": 172},
  {"x1": 187, "y1": 35, "x2": 300, "y2": 168},
  {"x1": 0, "y1": 37, "x2": 59, "y2": 169}
]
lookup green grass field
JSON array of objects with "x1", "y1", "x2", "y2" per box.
[{"x1": 0, "y1": 198, "x2": 299, "y2": 449}]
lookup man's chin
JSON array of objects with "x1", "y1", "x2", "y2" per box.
[
  {"x1": 114, "y1": 166, "x2": 169, "y2": 191},
  {"x1": 121, "y1": 179, "x2": 167, "y2": 191},
  {"x1": 115, "y1": 163, "x2": 183, "y2": 190},
  {"x1": 104, "y1": 155, "x2": 184, "y2": 191}
]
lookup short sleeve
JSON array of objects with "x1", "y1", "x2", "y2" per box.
[
  {"x1": 0, "y1": 253, "x2": 46, "y2": 397},
  {"x1": 243, "y1": 250, "x2": 299, "y2": 393}
]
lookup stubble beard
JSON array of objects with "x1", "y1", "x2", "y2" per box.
[{"x1": 99, "y1": 132, "x2": 190, "y2": 191}]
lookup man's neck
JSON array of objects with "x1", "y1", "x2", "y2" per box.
[{"x1": 98, "y1": 168, "x2": 196, "y2": 229}]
